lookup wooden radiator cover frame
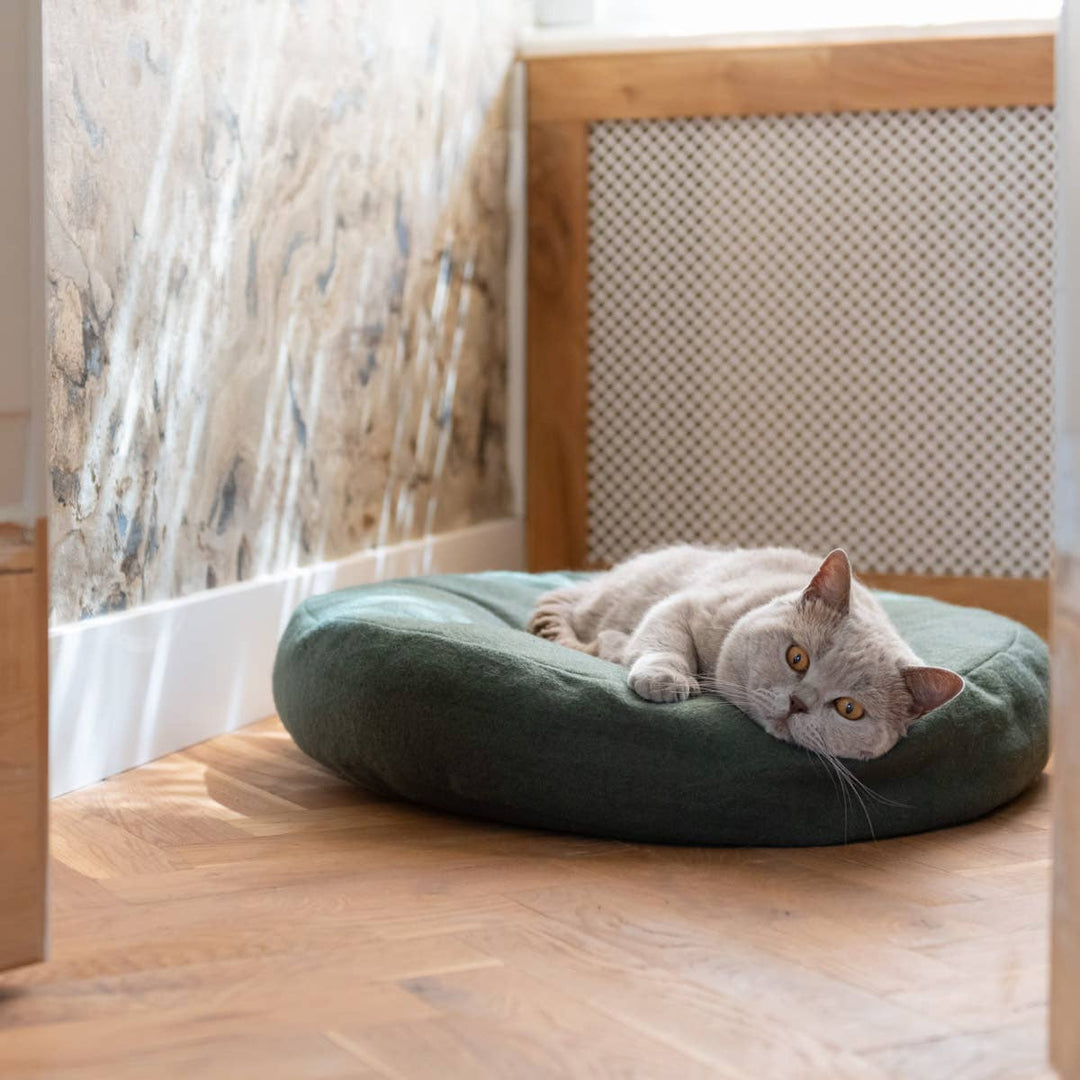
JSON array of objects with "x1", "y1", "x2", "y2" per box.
[{"x1": 524, "y1": 32, "x2": 1054, "y2": 638}]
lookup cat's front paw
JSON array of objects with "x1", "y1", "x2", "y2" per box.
[{"x1": 628, "y1": 662, "x2": 699, "y2": 703}]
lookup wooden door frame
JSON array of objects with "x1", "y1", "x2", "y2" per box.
[
  {"x1": 0, "y1": 524, "x2": 49, "y2": 971},
  {"x1": 1053, "y1": 8, "x2": 1080, "y2": 1075},
  {"x1": 524, "y1": 31, "x2": 1054, "y2": 637},
  {"x1": 0, "y1": 0, "x2": 48, "y2": 973}
]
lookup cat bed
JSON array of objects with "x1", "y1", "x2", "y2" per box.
[{"x1": 272, "y1": 571, "x2": 1049, "y2": 846}]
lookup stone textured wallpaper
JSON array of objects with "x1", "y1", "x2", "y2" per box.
[{"x1": 46, "y1": 0, "x2": 519, "y2": 622}]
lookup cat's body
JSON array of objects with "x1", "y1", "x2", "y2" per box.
[{"x1": 529, "y1": 546, "x2": 963, "y2": 760}]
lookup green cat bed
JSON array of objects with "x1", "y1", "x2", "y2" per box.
[{"x1": 272, "y1": 571, "x2": 1049, "y2": 846}]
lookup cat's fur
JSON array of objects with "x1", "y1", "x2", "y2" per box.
[{"x1": 528, "y1": 546, "x2": 963, "y2": 760}]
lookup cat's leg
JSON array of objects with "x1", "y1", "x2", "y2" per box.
[
  {"x1": 528, "y1": 585, "x2": 597, "y2": 655},
  {"x1": 624, "y1": 596, "x2": 699, "y2": 703},
  {"x1": 595, "y1": 628, "x2": 630, "y2": 664}
]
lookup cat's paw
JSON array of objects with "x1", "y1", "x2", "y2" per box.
[
  {"x1": 529, "y1": 612, "x2": 565, "y2": 641},
  {"x1": 528, "y1": 603, "x2": 569, "y2": 641},
  {"x1": 628, "y1": 662, "x2": 699, "y2": 703}
]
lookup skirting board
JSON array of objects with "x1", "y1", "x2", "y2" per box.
[{"x1": 49, "y1": 517, "x2": 524, "y2": 796}]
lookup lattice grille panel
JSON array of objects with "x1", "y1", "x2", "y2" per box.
[{"x1": 587, "y1": 107, "x2": 1054, "y2": 577}]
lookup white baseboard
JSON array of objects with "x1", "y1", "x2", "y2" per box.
[{"x1": 49, "y1": 517, "x2": 525, "y2": 796}]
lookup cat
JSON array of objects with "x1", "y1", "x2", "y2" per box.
[{"x1": 528, "y1": 546, "x2": 964, "y2": 761}]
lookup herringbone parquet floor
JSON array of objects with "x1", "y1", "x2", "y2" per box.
[{"x1": 0, "y1": 718, "x2": 1052, "y2": 1079}]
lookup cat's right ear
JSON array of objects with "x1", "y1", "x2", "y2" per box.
[
  {"x1": 802, "y1": 549, "x2": 851, "y2": 615},
  {"x1": 902, "y1": 666, "x2": 965, "y2": 718}
]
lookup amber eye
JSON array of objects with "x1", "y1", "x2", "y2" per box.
[
  {"x1": 786, "y1": 644, "x2": 810, "y2": 673},
  {"x1": 835, "y1": 697, "x2": 865, "y2": 721}
]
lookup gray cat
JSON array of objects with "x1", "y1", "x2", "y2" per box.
[{"x1": 528, "y1": 546, "x2": 963, "y2": 761}]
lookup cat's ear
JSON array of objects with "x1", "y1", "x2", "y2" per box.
[
  {"x1": 903, "y1": 666, "x2": 965, "y2": 718},
  {"x1": 802, "y1": 549, "x2": 851, "y2": 615}
]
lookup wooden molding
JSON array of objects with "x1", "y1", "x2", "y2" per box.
[
  {"x1": 577, "y1": 562, "x2": 1047, "y2": 637},
  {"x1": 0, "y1": 521, "x2": 37, "y2": 573},
  {"x1": 526, "y1": 120, "x2": 590, "y2": 571},
  {"x1": 0, "y1": 517, "x2": 48, "y2": 971},
  {"x1": 1052, "y1": 572, "x2": 1080, "y2": 1076},
  {"x1": 527, "y1": 33, "x2": 1054, "y2": 123},
  {"x1": 859, "y1": 572, "x2": 1049, "y2": 640},
  {"x1": 524, "y1": 29, "x2": 1056, "y2": 624}
]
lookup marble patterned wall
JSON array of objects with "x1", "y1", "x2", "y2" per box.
[{"x1": 45, "y1": 0, "x2": 519, "y2": 622}]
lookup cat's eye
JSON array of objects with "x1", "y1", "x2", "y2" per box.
[
  {"x1": 786, "y1": 644, "x2": 810, "y2": 673},
  {"x1": 835, "y1": 697, "x2": 865, "y2": 721}
]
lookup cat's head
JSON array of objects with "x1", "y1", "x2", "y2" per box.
[{"x1": 714, "y1": 549, "x2": 964, "y2": 760}]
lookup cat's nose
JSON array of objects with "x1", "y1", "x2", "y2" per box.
[{"x1": 788, "y1": 694, "x2": 808, "y2": 715}]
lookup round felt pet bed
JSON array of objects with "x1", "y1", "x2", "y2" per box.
[{"x1": 272, "y1": 571, "x2": 1049, "y2": 846}]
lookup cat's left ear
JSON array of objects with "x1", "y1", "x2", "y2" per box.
[
  {"x1": 802, "y1": 549, "x2": 851, "y2": 615},
  {"x1": 903, "y1": 666, "x2": 965, "y2": 718}
]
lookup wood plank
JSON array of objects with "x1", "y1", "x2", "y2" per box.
[
  {"x1": 0, "y1": 518, "x2": 47, "y2": 972},
  {"x1": 859, "y1": 573, "x2": 1050, "y2": 639},
  {"x1": 576, "y1": 562, "x2": 1048, "y2": 635},
  {"x1": 0, "y1": 716, "x2": 1051, "y2": 1076},
  {"x1": 526, "y1": 119, "x2": 590, "y2": 571},
  {"x1": 0, "y1": 523, "x2": 35, "y2": 574},
  {"x1": 0, "y1": 1023, "x2": 381, "y2": 1080},
  {"x1": 503, "y1": 883, "x2": 953, "y2": 1050},
  {"x1": 867, "y1": 1015, "x2": 1051, "y2": 1080},
  {"x1": 1052, "y1": 586, "x2": 1080, "y2": 1077},
  {"x1": 527, "y1": 33, "x2": 1055, "y2": 123},
  {"x1": 330, "y1": 965, "x2": 719, "y2": 1079}
]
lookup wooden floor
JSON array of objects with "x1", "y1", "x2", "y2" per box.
[{"x1": 0, "y1": 719, "x2": 1052, "y2": 1079}]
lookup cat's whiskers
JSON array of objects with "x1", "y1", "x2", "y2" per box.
[
  {"x1": 807, "y1": 747, "x2": 849, "y2": 841},
  {"x1": 825, "y1": 754, "x2": 912, "y2": 810},
  {"x1": 695, "y1": 679, "x2": 759, "y2": 699},
  {"x1": 694, "y1": 676, "x2": 768, "y2": 706},
  {"x1": 803, "y1": 730, "x2": 875, "y2": 840},
  {"x1": 696, "y1": 682, "x2": 758, "y2": 698},
  {"x1": 806, "y1": 746, "x2": 842, "y2": 801},
  {"x1": 696, "y1": 685, "x2": 766, "y2": 709}
]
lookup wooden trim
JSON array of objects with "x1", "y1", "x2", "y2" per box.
[
  {"x1": 526, "y1": 120, "x2": 591, "y2": 571},
  {"x1": 859, "y1": 572, "x2": 1049, "y2": 640},
  {"x1": 524, "y1": 31, "x2": 1056, "y2": 582},
  {"x1": 576, "y1": 564, "x2": 1048, "y2": 637},
  {"x1": 0, "y1": 517, "x2": 48, "y2": 971},
  {"x1": 1052, "y1": 575, "x2": 1080, "y2": 1076},
  {"x1": 34, "y1": 518, "x2": 49, "y2": 857},
  {"x1": 527, "y1": 33, "x2": 1054, "y2": 123},
  {"x1": 0, "y1": 523, "x2": 36, "y2": 574}
]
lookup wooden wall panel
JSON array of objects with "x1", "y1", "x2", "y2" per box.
[
  {"x1": 0, "y1": 522, "x2": 48, "y2": 971},
  {"x1": 526, "y1": 119, "x2": 590, "y2": 571},
  {"x1": 527, "y1": 33, "x2": 1054, "y2": 123},
  {"x1": 522, "y1": 32, "x2": 1054, "y2": 646},
  {"x1": 1052, "y1": 578, "x2": 1080, "y2": 1078},
  {"x1": 524, "y1": 32, "x2": 1056, "y2": 638},
  {"x1": 860, "y1": 573, "x2": 1049, "y2": 641},
  {"x1": 1053, "y1": 7, "x2": 1079, "y2": 1072}
]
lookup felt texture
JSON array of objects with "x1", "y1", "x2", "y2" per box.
[{"x1": 273, "y1": 571, "x2": 1049, "y2": 846}]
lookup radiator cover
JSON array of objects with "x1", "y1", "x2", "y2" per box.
[{"x1": 586, "y1": 107, "x2": 1054, "y2": 577}]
